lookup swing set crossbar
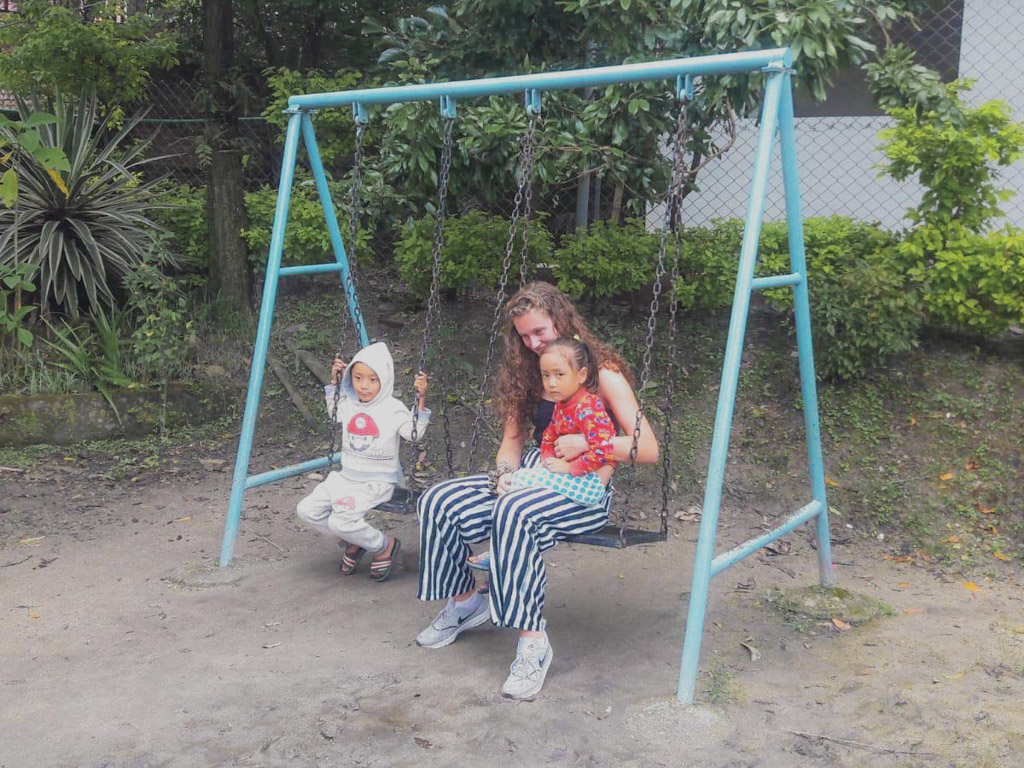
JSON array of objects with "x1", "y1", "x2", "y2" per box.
[{"x1": 219, "y1": 45, "x2": 835, "y2": 709}]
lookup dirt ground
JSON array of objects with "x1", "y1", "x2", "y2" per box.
[
  {"x1": 2, "y1": 447, "x2": 1022, "y2": 767},
  {"x1": 2, "y1": 285, "x2": 1023, "y2": 767}
]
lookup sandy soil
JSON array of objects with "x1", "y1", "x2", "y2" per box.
[{"x1": 3, "y1": 453, "x2": 1022, "y2": 768}]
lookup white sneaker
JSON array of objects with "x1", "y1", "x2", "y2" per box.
[
  {"x1": 501, "y1": 634, "x2": 553, "y2": 700},
  {"x1": 415, "y1": 596, "x2": 491, "y2": 649}
]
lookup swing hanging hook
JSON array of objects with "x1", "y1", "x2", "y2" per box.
[
  {"x1": 352, "y1": 103, "x2": 369, "y2": 125},
  {"x1": 676, "y1": 74, "x2": 694, "y2": 104},
  {"x1": 524, "y1": 88, "x2": 542, "y2": 116},
  {"x1": 439, "y1": 95, "x2": 457, "y2": 119}
]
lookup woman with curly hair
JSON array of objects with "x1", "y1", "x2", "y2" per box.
[{"x1": 415, "y1": 282, "x2": 659, "y2": 700}]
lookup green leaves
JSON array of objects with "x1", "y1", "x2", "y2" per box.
[
  {"x1": 0, "y1": 93, "x2": 173, "y2": 316},
  {"x1": 0, "y1": 0, "x2": 176, "y2": 104},
  {"x1": 394, "y1": 210, "x2": 553, "y2": 298},
  {"x1": 0, "y1": 169, "x2": 17, "y2": 208},
  {"x1": 877, "y1": 81, "x2": 1024, "y2": 234}
]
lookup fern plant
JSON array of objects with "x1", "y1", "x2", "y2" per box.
[{"x1": 0, "y1": 93, "x2": 172, "y2": 316}]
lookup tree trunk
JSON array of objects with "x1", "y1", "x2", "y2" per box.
[
  {"x1": 207, "y1": 149, "x2": 251, "y2": 308},
  {"x1": 203, "y1": 0, "x2": 252, "y2": 313},
  {"x1": 610, "y1": 182, "x2": 624, "y2": 224},
  {"x1": 574, "y1": 169, "x2": 591, "y2": 232}
]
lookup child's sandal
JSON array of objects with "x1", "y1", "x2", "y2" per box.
[
  {"x1": 339, "y1": 546, "x2": 366, "y2": 575},
  {"x1": 467, "y1": 551, "x2": 491, "y2": 573},
  {"x1": 369, "y1": 537, "x2": 401, "y2": 583}
]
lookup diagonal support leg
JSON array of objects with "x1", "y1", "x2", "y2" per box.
[
  {"x1": 676, "y1": 68, "x2": 786, "y2": 704},
  {"x1": 219, "y1": 111, "x2": 304, "y2": 568}
]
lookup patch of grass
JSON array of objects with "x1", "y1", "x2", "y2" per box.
[{"x1": 703, "y1": 664, "x2": 739, "y2": 705}]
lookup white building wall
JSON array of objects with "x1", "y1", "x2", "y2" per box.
[{"x1": 654, "y1": 0, "x2": 1024, "y2": 231}]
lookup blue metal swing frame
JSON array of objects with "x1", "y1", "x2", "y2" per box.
[{"x1": 218, "y1": 47, "x2": 834, "y2": 706}]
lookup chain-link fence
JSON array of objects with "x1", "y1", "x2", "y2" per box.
[
  {"x1": 136, "y1": 79, "x2": 281, "y2": 189},
  {"x1": 142, "y1": 0, "x2": 1023, "y2": 242}
]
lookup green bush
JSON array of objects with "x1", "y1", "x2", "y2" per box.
[
  {"x1": 803, "y1": 253, "x2": 923, "y2": 381},
  {"x1": 395, "y1": 210, "x2": 553, "y2": 298},
  {"x1": 757, "y1": 217, "x2": 896, "y2": 308},
  {"x1": 674, "y1": 223, "x2": 742, "y2": 312},
  {"x1": 898, "y1": 223, "x2": 1024, "y2": 335},
  {"x1": 243, "y1": 181, "x2": 371, "y2": 272},
  {"x1": 552, "y1": 219, "x2": 658, "y2": 301},
  {"x1": 151, "y1": 184, "x2": 208, "y2": 270},
  {"x1": 123, "y1": 240, "x2": 198, "y2": 385}
]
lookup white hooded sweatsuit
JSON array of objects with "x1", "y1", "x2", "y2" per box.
[{"x1": 296, "y1": 342, "x2": 430, "y2": 552}]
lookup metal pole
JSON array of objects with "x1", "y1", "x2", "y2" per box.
[
  {"x1": 289, "y1": 49, "x2": 793, "y2": 111},
  {"x1": 219, "y1": 111, "x2": 304, "y2": 567},
  {"x1": 778, "y1": 76, "x2": 834, "y2": 587},
  {"x1": 676, "y1": 65, "x2": 786, "y2": 704},
  {"x1": 301, "y1": 113, "x2": 370, "y2": 347}
]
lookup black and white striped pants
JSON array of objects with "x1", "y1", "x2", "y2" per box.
[{"x1": 417, "y1": 448, "x2": 612, "y2": 631}]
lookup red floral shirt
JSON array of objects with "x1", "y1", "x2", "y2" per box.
[{"x1": 539, "y1": 389, "x2": 617, "y2": 476}]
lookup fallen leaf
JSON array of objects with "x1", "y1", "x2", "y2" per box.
[
  {"x1": 740, "y1": 641, "x2": 762, "y2": 661},
  {"x1": 944, "y1": 672, "x2": 964, "y2": 681},
  {"x1": 939, "y1": 472, "x2": 955, "y2": 481},
  {"x1": 975, "y1": 504, "x2": 997, "y2": 515},
  {"x1": 883, "y1": 554, "x2": 913, "y2": 563},
  {"x1": 414, "y1": 737, "x2": 434, "y2": 749},
  {"x1": 175, "y1": 516, "x2": 192, "y2": 523},
  {"x1": 28, "y1": 611, "x2": 40, "y2": 619},
  {"x1": 903, "y1": 607, "x2": 926, "y2": 615},
  {"x1": 825, "y1": 477, "x2": 839, "y2": 488},
  {"x1": 908, "y1": 416, "x2": 917, "y2": 426},
  {"x1": 263, "y1": 642, "x2": 282, "y2": 649},
  {"x1": 897, "y1": 582, "x2": 911, "y2": 588},
  {"x1": 831, "y1": 618, "x2": 852, "y2": 631},
  {"x1": 993, "y1": 552, "x2": 1011, "y2": 561},
  {"x1": 17, "y1": 536, "x2": 45, "y2": 545},
  {"x1": 965, "y1": 457, "x2": 981, "y2": 471},
  {"x1": 963, "y1": 581, "x2": 982, "y2": 593},
  {"x1": 942, "y1": 535, "x2": 960, "y2": 544}
]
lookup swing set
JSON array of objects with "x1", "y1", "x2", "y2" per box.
[{"x1": 218, "y1": 47, "x2": 834, "y2": 706}]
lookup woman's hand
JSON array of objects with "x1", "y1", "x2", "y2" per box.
[
  {"x1": 495, "y1": 472, "x2": 514, "y2": 495},
  {"x1": 553, "y1": 433, "x2": 588, "y2": 461},
  {"x1": 543, "y1": 457, "x2": 571, "y2": 474},
  {"x1": 330, "y1": 355, "x2": 347, "y2": 385}
]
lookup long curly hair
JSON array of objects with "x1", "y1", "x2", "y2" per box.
[{"x1": 496, "y1": 282, "x2": 632, "y2": 433}]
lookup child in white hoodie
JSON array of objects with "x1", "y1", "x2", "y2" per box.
[{"x1": 296, "y1": 341, "x2": 429, "y2": 581}]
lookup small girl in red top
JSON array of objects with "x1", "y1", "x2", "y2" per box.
[{"x1": 507, "y1": 337, "x2": 617, "y2": 506}]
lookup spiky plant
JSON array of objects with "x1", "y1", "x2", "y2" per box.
[{"x1": 0, "y1": 93, "x2": 173, "y2": 316}]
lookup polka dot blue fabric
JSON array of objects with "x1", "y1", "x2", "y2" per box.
[{"x1": 509, "y1": 466, "x2": 607, "y2": 507}]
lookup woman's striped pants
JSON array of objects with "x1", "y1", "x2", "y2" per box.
[{"x1": 417, "y1": 448, "x2": 612, "y2": 631}]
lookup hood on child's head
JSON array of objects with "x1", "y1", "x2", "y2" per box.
[{"x1": 341, "y1": 341, "x2": 395, "y2": 406}]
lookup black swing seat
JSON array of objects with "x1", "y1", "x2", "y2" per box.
[
  {"x1": 375, "y1": 488, "x2": 665, "y2": 548},
  {"x1": 376, "y1": 485, "x2": 419, "y2": 515},
  {"x1": 564, "y1": 525, "x2": 666, "y2": 548}
]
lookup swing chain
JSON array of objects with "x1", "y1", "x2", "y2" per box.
[
  {"x1": 618, "y1": 100, "x2": 692, "y2": 546},
  {"x1": 468, "y1": 112, "x2": 540, "y2": 464},
  {"x1": 326, "y1": 121, "x2": 369, "y2": 466},
  {"x1": 411, "y1": 117, "x2": 455, "y2": 465},
  {"x1": 659, "y1": 107, "x2": 690, "y2": 539}
]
